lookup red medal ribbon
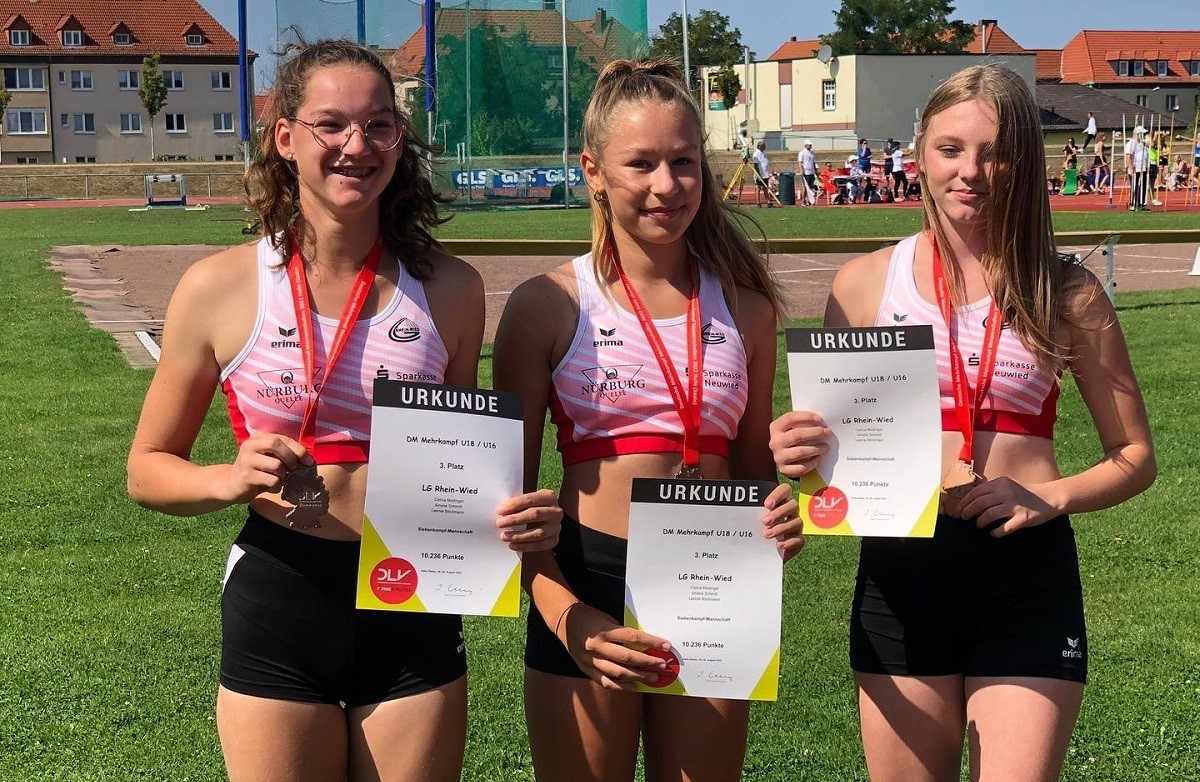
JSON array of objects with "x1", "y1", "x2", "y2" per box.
[
  {"x1": 929, "y1": 234, "x2": 1002, "y2": 464},
  {"x1": 610, "y1": 247, "x2": 703, "y2": 468},
  {"x1": 286, "y1": 234, "x2": 384, "y2": 451}
]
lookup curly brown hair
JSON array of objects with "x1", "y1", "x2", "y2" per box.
[{"x1": 244, "y1": 38, "x2": 449, "y2": 279}]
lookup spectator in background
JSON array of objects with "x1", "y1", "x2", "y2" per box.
[
  {"x1": 882, "y1": 138, "x2": 898, "y2": 182},
  {"x1": 1047, "y1": 166, "x2": 1063, "y2": 195},
  {"x1": 857, "y1": 138, "x2": 873, "y2": 175},
  {"x1": 1083, "y1": 112, "x2": 1097, "y2": 149},
  {"x1": 797, "y1": 139, "x2": 818, "y2": 206},
  {"x1": 1062, "y1": 137, "x2": 1079, "y2": 178},
  {"x1": 752, "y1": 140, "x2": 774, "y2": 207},
  {"x1": 890, "y1": 141, "x2": 908, "y2": 200},
  {"x1": 1124, "y1": 126, "x2": 1149, "y2": 210},
  {"x1": 1092, "y1": 133, "x2": 1109, "y2": 194}
]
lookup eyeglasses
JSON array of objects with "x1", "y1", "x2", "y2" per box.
[{"x1": 289, "y1": 114, "x2": 403, "y2": 152}]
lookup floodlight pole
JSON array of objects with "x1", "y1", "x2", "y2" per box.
[
  {"x1": 465, "y1": 0, "x2": 473, "y2": 201},
  {"x1": 561, "y1": 0, "x2": 570, "y2": 207},
  {"x1": 357, "y1": 0, "x2": 367, "y2": 44},
  {"x1": 681, "y1": 1, "x2": 691, "y2": 94},
  {"x1": 742, "y1": 47, "x2": 749, "y2": 146},
  {"x1": 237, "y1": 0, "x2": 249, "y2": 172}
]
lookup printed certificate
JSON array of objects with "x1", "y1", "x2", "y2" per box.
[
  {"x1": 624, "y1": 479, "x2": 782, "y2": 701},
  {"x1": 357, "y1": 380, "x2": 523, "y2": 616},
  {"x1": 786, "y1": 327, "x2": 941, "y2": 537}
]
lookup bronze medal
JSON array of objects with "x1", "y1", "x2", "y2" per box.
[
  {"x1": 940, "y1": 459, "x2": 979, "y2": 517},
  {"x1": 282, "y1": 464, "x2": 329, "y2": 529}
]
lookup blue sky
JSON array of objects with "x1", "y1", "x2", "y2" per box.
[{"x1": 198, "y1": 0, "x2": 1200, "y2": 86}]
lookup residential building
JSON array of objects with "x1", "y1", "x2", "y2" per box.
[
  {"x1": 1060, "y1": 30, "x2": 1200, "y2": 118},
  {"x1": 702, "y1": 42, "x2": 1036, "y2": 152},
  {"x1": 0, "y1": 0, "x2": 252, "y2": 164}
]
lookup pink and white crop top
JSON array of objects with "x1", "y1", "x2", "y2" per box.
[
  {"x1": 874, "y1": 234, "x2": 1060, "y2": 438},
  {"x1": 549, "y1": 253, "x2": 750, "y2": 466},
  {"x1": 219, "y1": 237, "x2": 448, "y2": 463}
]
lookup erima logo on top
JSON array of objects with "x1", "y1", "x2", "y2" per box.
[
  {"x1": 272, "y1": 325, "x2": 300, "y2": 349},
  {"x1": 594, "y1": 326, "x2": 623, "y2": 347},
  {"x1": 701, "y1": 324, "x2": 726, "y2": 344}
]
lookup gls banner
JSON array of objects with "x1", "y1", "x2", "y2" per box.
[{"x1": 452, "y1": 167, "x2": 583, "y2": 188}]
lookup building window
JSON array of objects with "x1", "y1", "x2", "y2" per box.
[
  {"x1": 119, "y1": 70, "x2": 140, "y2": 90},
  {"x1": 215, "y1": 154, "x2": 235, "y2": 161},
  {"x1": 70, "y1": 70, "x2": 93, "y2": 90},
  {"x1": 213, "y1": 113, "x2": 235, "y2": 133},
  {"x1": 211, "y1": 70, "x2": 232, "y2": 91},
  {"x1": 62, "y1": 29, "x2": 83, "y2": 47},
  {"x1": 1133, "y1": 60, "x2": 1144, "y2": 77},
  {"x1": 120, "y1": 113, "x2": 142, "y2": 133},
  {"x1": 822, "y1": 80, "x2": 836, "y2": 111},
  {"x1": 163, "y1": 70, "x2": 185, "y2": 90},
  {"x1": 9, "y1": 29, "x2": 30, "y2": 46},
  {"x1": 165, "y1": 113, "x2": 187, "y2": 133},
  {"x1": 1190, "y1": 61, "x2": 1200, "y2": 77},
  {"x1": 16, "y1": 157, "x2": 39, "y2": 164},
  {"x1": 58, "y1": 70, "x2": 65, "y2": 84},
  {"x1": 114, "y1": 32, "x2": 132, "y2": 45},
  {"x1": 1165, "y1": 94, "x2": 1179, "y2": 112},
  {"x1": 60, "y1": 113, "x2": 69, "y2": 128},
  {"x1": 6, "y1": 109, "x2": 47, "y2": 134},
  {"x1": 1118, "y1": 60, "x2": 1129, "y2": 77},
  {"x1": 3, "y1": 67, "x2": 45, "y2": 91},
  {"x1": 1156, "y1": 60, "x2": 1168, "y2": 77},
  {"x1": 74, "y1": 156, "x2": 96, "y2": 163},
  {"x1": 1134, "y1": 94, "x2": 1147, "y2": 108},
  {"x1": 73, "y1": 113, "x2": 95, "y2": 134},
  {"x1": 186, "y1": 33, "x2": 204, "y2": 46},
  {"x1": 547, "y1": 53, "x2": 562, "y2": 69}
]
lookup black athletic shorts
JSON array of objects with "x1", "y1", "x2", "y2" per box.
[
  {"x1": 220, "y1": 510, "x2": 467, "y2": 706},
  {"x1": 524, "y1": 514, "x2": 626, "y2": 678},
  {"x1": 850, "y1": 514, "x2": 1087, "y2": 683}
]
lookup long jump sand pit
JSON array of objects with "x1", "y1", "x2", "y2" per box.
[{"x1": 55, "y1": 238, "x2": 1200, "y2": 367}]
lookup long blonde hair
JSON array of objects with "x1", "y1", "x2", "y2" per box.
[
  {"x1": 244, "y1": 39, "x2": 448, "y2": 279},
  {"x1": 581, "y1": 59, "x2": 784, "y2": 317},
  {"x1": 916, "y1": 64, "x2": 1073, "y2": 365}
]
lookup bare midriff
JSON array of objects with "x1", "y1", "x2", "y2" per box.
[
  {"x1": 561, "y1": 451, "x2": 733, "y2": 539},
  {"x1": 250, "y1": 462, "x2": 369, "y2": 540}
]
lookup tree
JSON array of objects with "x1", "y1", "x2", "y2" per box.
[
  {"x1": 138, "y1": 51, "x2": 170, "y2": 161},
  {"x1": 820, "y1": 0, "x2": 974, "y2": 55},
  {"x1": 712, "y1": 65, "x2": 740, "y2": 112},
  {"x1": 0, "y1": 84, "x2": 11, "y2": 164},
  {"x1": 649, "y1": 10, "x2": 747, "y2": 89}
]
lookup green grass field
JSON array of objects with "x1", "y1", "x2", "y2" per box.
[{"x1": 0, "y1": 207, "x2": 1196, "y2": 781}]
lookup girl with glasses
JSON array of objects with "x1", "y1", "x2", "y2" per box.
[{"x1": 127, "y1": 39, "x2": 561, "y2": 782}]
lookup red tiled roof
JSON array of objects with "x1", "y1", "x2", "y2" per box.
[
  {"x1": 390, "y1": 8, "x2": 635, "y2": 79},
  {"x1": 0, "y1": 0, "x2": 242, "y2": 58},
  {"x1": 1032, "y1": 49, "x2": 1062, "y2": 81},
  {"x1": 967, "y1": 21, "x2": 1024, "y2": 54},
  {"x1": 1062, "y1": 30, "x2": 1200, "y2": 85},
  {"x1": 254, "y1": 91, "x2": 274, "y2": 126},
  {"x1": 767, "y1": 39, "x2": 821, "y2": 61}
]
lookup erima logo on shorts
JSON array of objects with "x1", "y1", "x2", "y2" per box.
[
  {"x1": 389, "y1": 318, "x2": 421, "y2": 343},
  {"x1": 1061, "y1": 637, "x2": 1083, "y2": 659}
]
